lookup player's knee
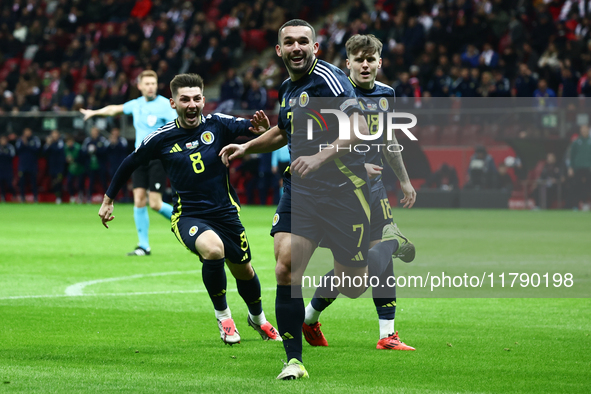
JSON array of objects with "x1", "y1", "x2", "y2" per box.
[
  {"x1": 134, "y1": 195, "x2": 147, "y2": 208},
  {"x1": 231, "y1": 263, "x2": 254, "y2": 280},
  {"x1": 200, "y1": 246, "x2": 224, "y2": 260},
  {"x1": 275, "y1": 261, "x2": 291, "y2": 285}
]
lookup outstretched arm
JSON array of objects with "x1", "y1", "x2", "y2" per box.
[
  {"x1": 80, "y1": 104, "x2": 125, "y2": 120},
  {"x1": 98, "y1": 153, "x2": 143, "y2": 228},
  {"x1": 219, "y1": 126, "x2": 288, "y2": 166},
  {"x1": 382, "y1": 133, "x2": 416, "y2": 208}
]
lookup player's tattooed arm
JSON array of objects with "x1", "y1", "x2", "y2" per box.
[{"x1": 382, "y1": 133, "x2": 416, "y2": 208}]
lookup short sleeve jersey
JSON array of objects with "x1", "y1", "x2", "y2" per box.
[
  {"x1": 350, "y1": 77, "x2": 396, "y2": 189},
  {"x1": 277, "y1": 59, "x2": 367, "y2": 195},
  {"x1": 122, "y1": 95, "x2": 178, "y2": 148},
  {"x1": 133, "y1": 114, "x2": 255, "y2": 218}
]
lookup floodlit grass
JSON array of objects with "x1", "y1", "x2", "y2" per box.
[{"x1": 0, "y1": 204, "x2": 589, "y2": 393}]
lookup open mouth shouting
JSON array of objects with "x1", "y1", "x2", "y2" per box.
[
  {"x1": 186, "y1": 110, "x2": 199, "y2": 123},
  {"x1": 290, "y1": 54, "x2": 305, "y2": 67}
]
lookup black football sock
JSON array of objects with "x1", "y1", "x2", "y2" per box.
[
  {"x1": 202, "y1": 258, "x2": 228, "y2": 311},
  {"x1": 373, "y1": 260, "x2": 396, "y2": 338},
  {"x1": 236, "y1": 271, "x2": 263, "y2": 316},
  {"x1": 368, "y1": 240, "x2": 397, "y2": 278},
  {"x1": 276, "y1": 284, "x2": 304, "y2": 363},
  {"x1": 310, "y1": 269, "x2": 339, "y2": 309}
]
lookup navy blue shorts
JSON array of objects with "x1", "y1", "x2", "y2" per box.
[
  {"x1": 272, "y1": 186, "x2": 371, "y2": 267},
  {"x1": 172, "y1": 214, "x2": 251, "y2": 264},
  {"x1": 270, "y1": 187, "x2": 292, "y2": 236}
]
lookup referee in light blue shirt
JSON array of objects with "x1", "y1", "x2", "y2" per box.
[{"x1": 80, "y1": 70, "x2": 177, "y2": 256}]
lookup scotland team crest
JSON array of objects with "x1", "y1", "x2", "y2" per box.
[
  {"x1": 379, "y1": 97, "x2": 389, "y2": 111},
  {"x1": 299, "y1": 92, "x2": 309, "y2": 107},
  {"x1": 201, "y1": 131, "x2": 214, "y2": 145},
  {"x1": 272, "y1": 213, "x2": 280, "y2": 226},
  {"x1": 189, "y1": 226, "x2": 198, "y2": 236}
]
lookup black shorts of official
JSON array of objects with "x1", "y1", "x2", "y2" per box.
[
  {"x1": 172, "y1": 214, "x2": 252, "y2": 265},
  {"x1": 370, "y1": 184, "x2": 394, "y2": 241},
  {"x1": 291, "y1": 186, "x2": 370, "y2": 267},
  {"x1": 132, "y1": 159, "x2": 167, "y2": 193}
]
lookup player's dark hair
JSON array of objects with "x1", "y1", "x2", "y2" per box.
[
  {"x1": 278, "y1": 19, "x2": 316, "y2": 44},
  {"x1": 170, "y1": 73, "x2": 204, "y2": 97},
  {"x1": 345, "y1": 34, "x2": 383, "y2": 58}
]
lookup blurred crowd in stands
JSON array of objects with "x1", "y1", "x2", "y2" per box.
[
  {"x1": 1, "y1": 0, "x2": 591, "y2": 208},
  {"x1": 6, "y1": 0, "x2": 591, "y2": 114},
  {"x1": 0, "y1": 126, "x2": 292, "y2": 205},
  {"x1": 0, "y1": 0, "x2": 307, "y2": 113},
  {"x1": 421, "y1": 126, "x2": 591, "y2": 210}
]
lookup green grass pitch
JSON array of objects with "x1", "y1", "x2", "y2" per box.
[{"x1": 0, "y1": 204, "x2": 589, "y2": 393}]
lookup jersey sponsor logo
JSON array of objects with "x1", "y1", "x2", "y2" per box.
[
  {"x1": 379, "y1": 97, "x2": 389, "y2": 111},
  {"x1": 272, "y1": 213, "x2": 280, "y2": 226},
  {"x1": 299, "y1": 92, "x2": 309, "y2": 107},
  {"x1": 289, "y1": 97, "x2": 297, "y2": 107},
  {"x1": 201, "y1": 131, "x2": 214, "y2": 145},
  {"x1": 185, "y1": 140, "x2": 199, "y2": 149},
  {"x1": 189, "y1": 226, "x2": 198, "y2": 236},
  {"x1": 147, "y1": 115, "x2": 158, "y2": 127}
]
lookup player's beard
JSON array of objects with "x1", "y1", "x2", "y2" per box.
[{"x1": 284, "y1": 51, "x2": 314, "y2": 76}]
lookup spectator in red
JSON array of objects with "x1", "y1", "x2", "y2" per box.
[{"x1": 131, "y1": 0, "x2": 153, "y2": 19}]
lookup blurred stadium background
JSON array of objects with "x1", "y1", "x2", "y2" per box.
[{"x1": 1, "y1": 0, "x2": 590, "y2": 210}]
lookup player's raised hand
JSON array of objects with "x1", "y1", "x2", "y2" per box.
[
  {"x1": 291, "y1": 155, "x2": 322, "y2": 179},
  {"x1": 399, "y1": 181, "x2": 416, "y2": 209},
  {"x1": 365, "y1": 163, "x2": 383, "y2": 180},
  {"x1": 219, "y1": 144, "x2": 246, "y2": 167},
  {"x1": 249, "y1": 110, "x2": 270, "y2": 134},
  {"x1": 79, "y1": 108, "x2": 95, "y2": 121},
  {"x1": 98, "y1": 196, "x2": 115, "y2": 228}
]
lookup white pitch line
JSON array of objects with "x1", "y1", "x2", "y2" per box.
[
  {"x1": 0, "y1": 287, "x2": 277, "y2": 301},
  {"x1": 64, "y1": 270, "x2": 202, "y2": 296}
]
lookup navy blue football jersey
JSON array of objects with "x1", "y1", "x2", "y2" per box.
[
  {"x1": 278, "y1": 59, "x2": 368, "y2": 194},
  {"x1": 116, "y1": 114, "x2": 254, "y2": 218},
  {"x1": 349, "y1": 77, "x2": 396, "y2": 190}
]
